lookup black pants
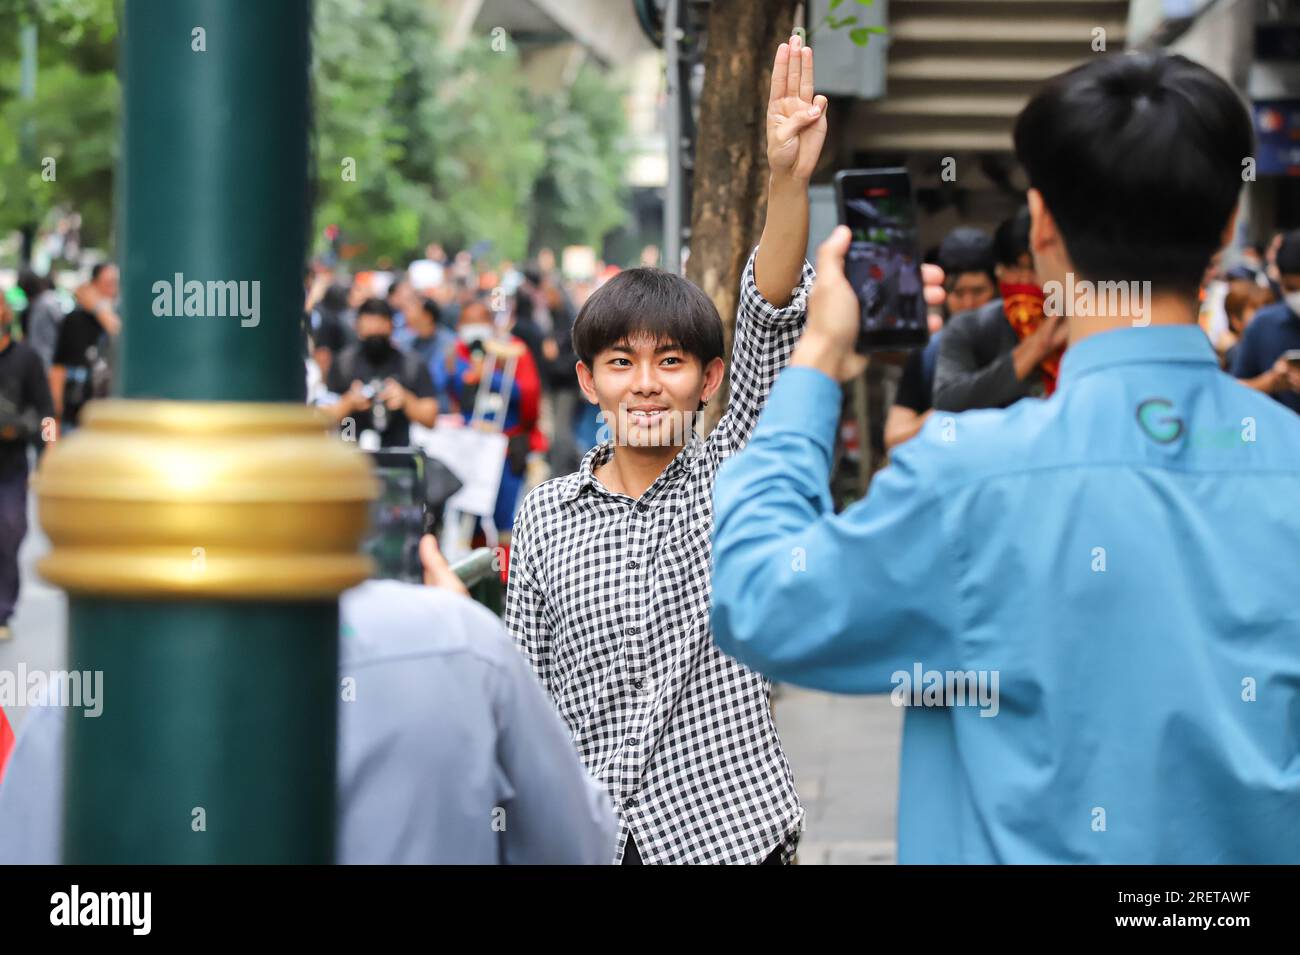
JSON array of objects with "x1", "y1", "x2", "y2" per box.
[
  {"x1": 622, "y1": 832, "x2": 785, "y2": 865},
  {"x1": 0, "y1": 468, "x2": 28, "y2": 623}
]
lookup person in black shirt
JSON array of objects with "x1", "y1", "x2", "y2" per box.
[
  {"x1": 325, "y1": 298, "x2": 437, "y2": 447},
  {"x1": 932, "y1": 210, "x2": 1067, "y2": 412},
  {"x1": 51, "y1": 263, "x2": 120, "y2": 429},
  {"x1": 885, "y1": 228, "x2": 998, "y2": 451},
  {"x1": 0, "y1": 296, "x2": 55, "y2": 640}
]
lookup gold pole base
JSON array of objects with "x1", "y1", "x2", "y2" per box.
[{"x1": 35, "y1": 400, "x2": 377, "y2": 600}]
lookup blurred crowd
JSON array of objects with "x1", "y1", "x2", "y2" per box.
[{"x1": 880, "y1": 216, "x2": 1300, "y2": 455}]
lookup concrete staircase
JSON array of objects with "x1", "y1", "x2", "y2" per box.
[{"x1": 848, "y1": 0, "x2": 1131, "y2": 154}]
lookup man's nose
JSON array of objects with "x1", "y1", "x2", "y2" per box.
[{"x1": 632, "y1": 363, "x2": 662, "y2": 394}]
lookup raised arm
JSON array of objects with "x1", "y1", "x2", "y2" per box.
[
  {"x1": 754, "y1": 33, "x2": 827, "y2": 306},
  {"x1": 706, "y1": 34, "x2": 827, "y2": 464}
]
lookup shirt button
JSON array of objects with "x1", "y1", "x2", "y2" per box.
[
  {"x1": 627, "y1": 626, "x2": 640, "y2": 635},
  {"x1": 632, "y1": 679, "x2": 644, "y2": 689},
  {"x1": 626, "y1": 736, "x2": 638, "y2": 747},
  {"x1": 627, "y1": 560, "x2": 639, "y2": 569}
]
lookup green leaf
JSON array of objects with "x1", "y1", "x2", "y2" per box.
[
  {"x1": 849, "y1": 26, "x2": 878, "y2": 46},
  {"x1": 855, "y1": 0, "x2": 876, "y2": 5},
  {"x1": 830, "y1": 0, "x2": 846, "y2": 9}
]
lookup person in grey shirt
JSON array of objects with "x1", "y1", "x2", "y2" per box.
[
  {"x1": 16, "y1": 270, "x2": 65, "y2": 370},
  {"x1": 932, "y1": 208, "x2": 1067, "y2": 412},
  {"x1": 0, "y1": 546, "x2": 616, "y2": 864}
]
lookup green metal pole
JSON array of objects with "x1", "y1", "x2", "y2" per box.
[
  {"x1": 44, "y1": 0, "x2": 358, "y2": 864},
  {"x1": 117, "y1": 0, "x2": 310, "y2": 403}
]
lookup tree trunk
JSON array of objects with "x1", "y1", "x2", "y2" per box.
[{"x1": 687, "y1": 0, "x2": 802, "y2": 435}]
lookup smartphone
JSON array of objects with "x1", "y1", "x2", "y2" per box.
[
  {"x1": 834, "y1": 168, "x2": 930, "y2": 353},
  {"x1": 363, "y1": 449, "x2": 430, "y2": 582}
]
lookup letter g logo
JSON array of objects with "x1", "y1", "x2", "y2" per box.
[{"x1": 1136, "y1": 398, "x2": 1184, "y2": 444}]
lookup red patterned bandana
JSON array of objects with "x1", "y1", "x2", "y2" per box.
[{"x1": 1000, "y1": 281, "x2": 1061, "y2": 395}]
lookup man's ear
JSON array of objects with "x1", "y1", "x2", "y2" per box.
[
  {"x1": 700, "y1": 356, "x2": 725, "y2": 404},
  {"x1": 1026, "y1": 187, "x2": 1066, "y2": 282},
  {"x1": 575, "y1": 360, "x2": 600, "y2": 405},
  {"x1": 1026, "y1": 188, "x2": 1058, "y2": 258}
]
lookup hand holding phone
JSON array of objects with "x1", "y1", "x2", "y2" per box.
[{"x1": 833, "y1": 168, "x2": 930, "y2": 354}]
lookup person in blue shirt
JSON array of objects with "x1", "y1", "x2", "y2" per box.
[
  {"x1": 1231, "y1": 229, "x2": 1300, "y2": 413},
  {"x1": 0, "y1": 537, "x2": 615, "y2": 864},
  {"x1": 711, "y1": 51, "x2": 1300, "y2": 864}
]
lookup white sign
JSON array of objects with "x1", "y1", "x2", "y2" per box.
[{"x1": 409, "y1": 422, "x2": 506, "y2": 518}]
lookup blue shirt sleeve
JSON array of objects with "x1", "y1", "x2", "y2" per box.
[{"x1": 711, "y1": 366, "x2": 962, "y2": 693}]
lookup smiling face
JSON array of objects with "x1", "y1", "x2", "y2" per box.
[{"x1": 576, "y1": 333, "x2": 724, "y2": 450}]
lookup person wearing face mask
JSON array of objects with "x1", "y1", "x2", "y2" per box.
[
  {"x1": 1232, "y1": 229, "x2": 1300, "y2": 413},
  {"x1": 932, "y1": 208, "x2": 1069, "y2": 412},
  {"x1": 325, "y1": 298, "x2": 437, "y2": 447},
  {"x1": 447, "y1": 300, "x2": 543, "y2": 566}
]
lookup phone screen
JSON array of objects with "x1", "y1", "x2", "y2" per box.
[
  {"x1": 363, "y1": 450, "x2": 428, "y2": 582},
  {"x1": 835, "y1": 169, "x2": 929, "y2": 353}
]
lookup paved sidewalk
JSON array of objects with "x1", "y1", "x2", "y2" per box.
[{"x1": 775, "y1": 686, "x2": 902, "y2": 865}]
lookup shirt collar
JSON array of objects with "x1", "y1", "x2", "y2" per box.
[
  {"x1": 562, "y1": 429, "x2": 704, "y2": 504},
  {"x1": 1057, "y1": 324, "x2": 1217, "y2": 389}
]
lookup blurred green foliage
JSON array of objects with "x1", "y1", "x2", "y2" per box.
[{"x1": 0, "y1": 0, "x2": 628, "y2": 266}]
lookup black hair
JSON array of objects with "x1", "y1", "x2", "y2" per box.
[
  {"x1": 938, "y1": 227, "x2": 996, "y2": 281},
  {"x1": 992, "y1": 208, "x2": 1032, "y2": 269},
  {"x1": 17, "y1": 269, "x2": 45, "y2": 299},
  {"x1": 514, "y1": 287, "x2": 534, "y2": 322},
  {"x1": 320, "y1": 283, "x2": 351, "y2": 313},
  {"x1": 90, "y1": 262, "x2": 114, "y2": 282},
  {"x1": 420, "y1": 297, "x2": 441, "y2": 324},
  {"x1": 1014, "y1": 51, "x2": 1254, "y2": 293},
  {"x1": 572, "y1": 268, "x2": 724, "y2": 370},
  {"x1": 1275, "y1": 229, "x2": 1300, "y2": 276},
  {"x1": 356, "y1": 297, "x2": 393, "y2": 321}
]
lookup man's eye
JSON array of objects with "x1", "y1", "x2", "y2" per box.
[
  {"x1": 662, "y1": 356, "x2": 682, "y2": 366},
  {"x1": 611, "y1": 358, "x2": 631, "y2": 366}
]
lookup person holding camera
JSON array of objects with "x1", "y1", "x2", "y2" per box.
[
  {"x1": 325, "y1": 297, "x2": 438, "y2": 447},
  {"x1": 0, "y1": 536, "x2": 616, "y2": 863},
  {"x1": 712, "y1": 52, "x2": 1300, "y2": 864}
]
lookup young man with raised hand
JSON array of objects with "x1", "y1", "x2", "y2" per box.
[
  {"x1": 504, "y1": 35, "x2": 828, "y2": 865},
  {"x1": 711, "y1": 52, "x2": 1300, "y2": 863}
]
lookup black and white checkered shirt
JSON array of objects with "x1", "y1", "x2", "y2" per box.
[{"x1": 505, "y1": 250, "x2": 813, "y2": 864}]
